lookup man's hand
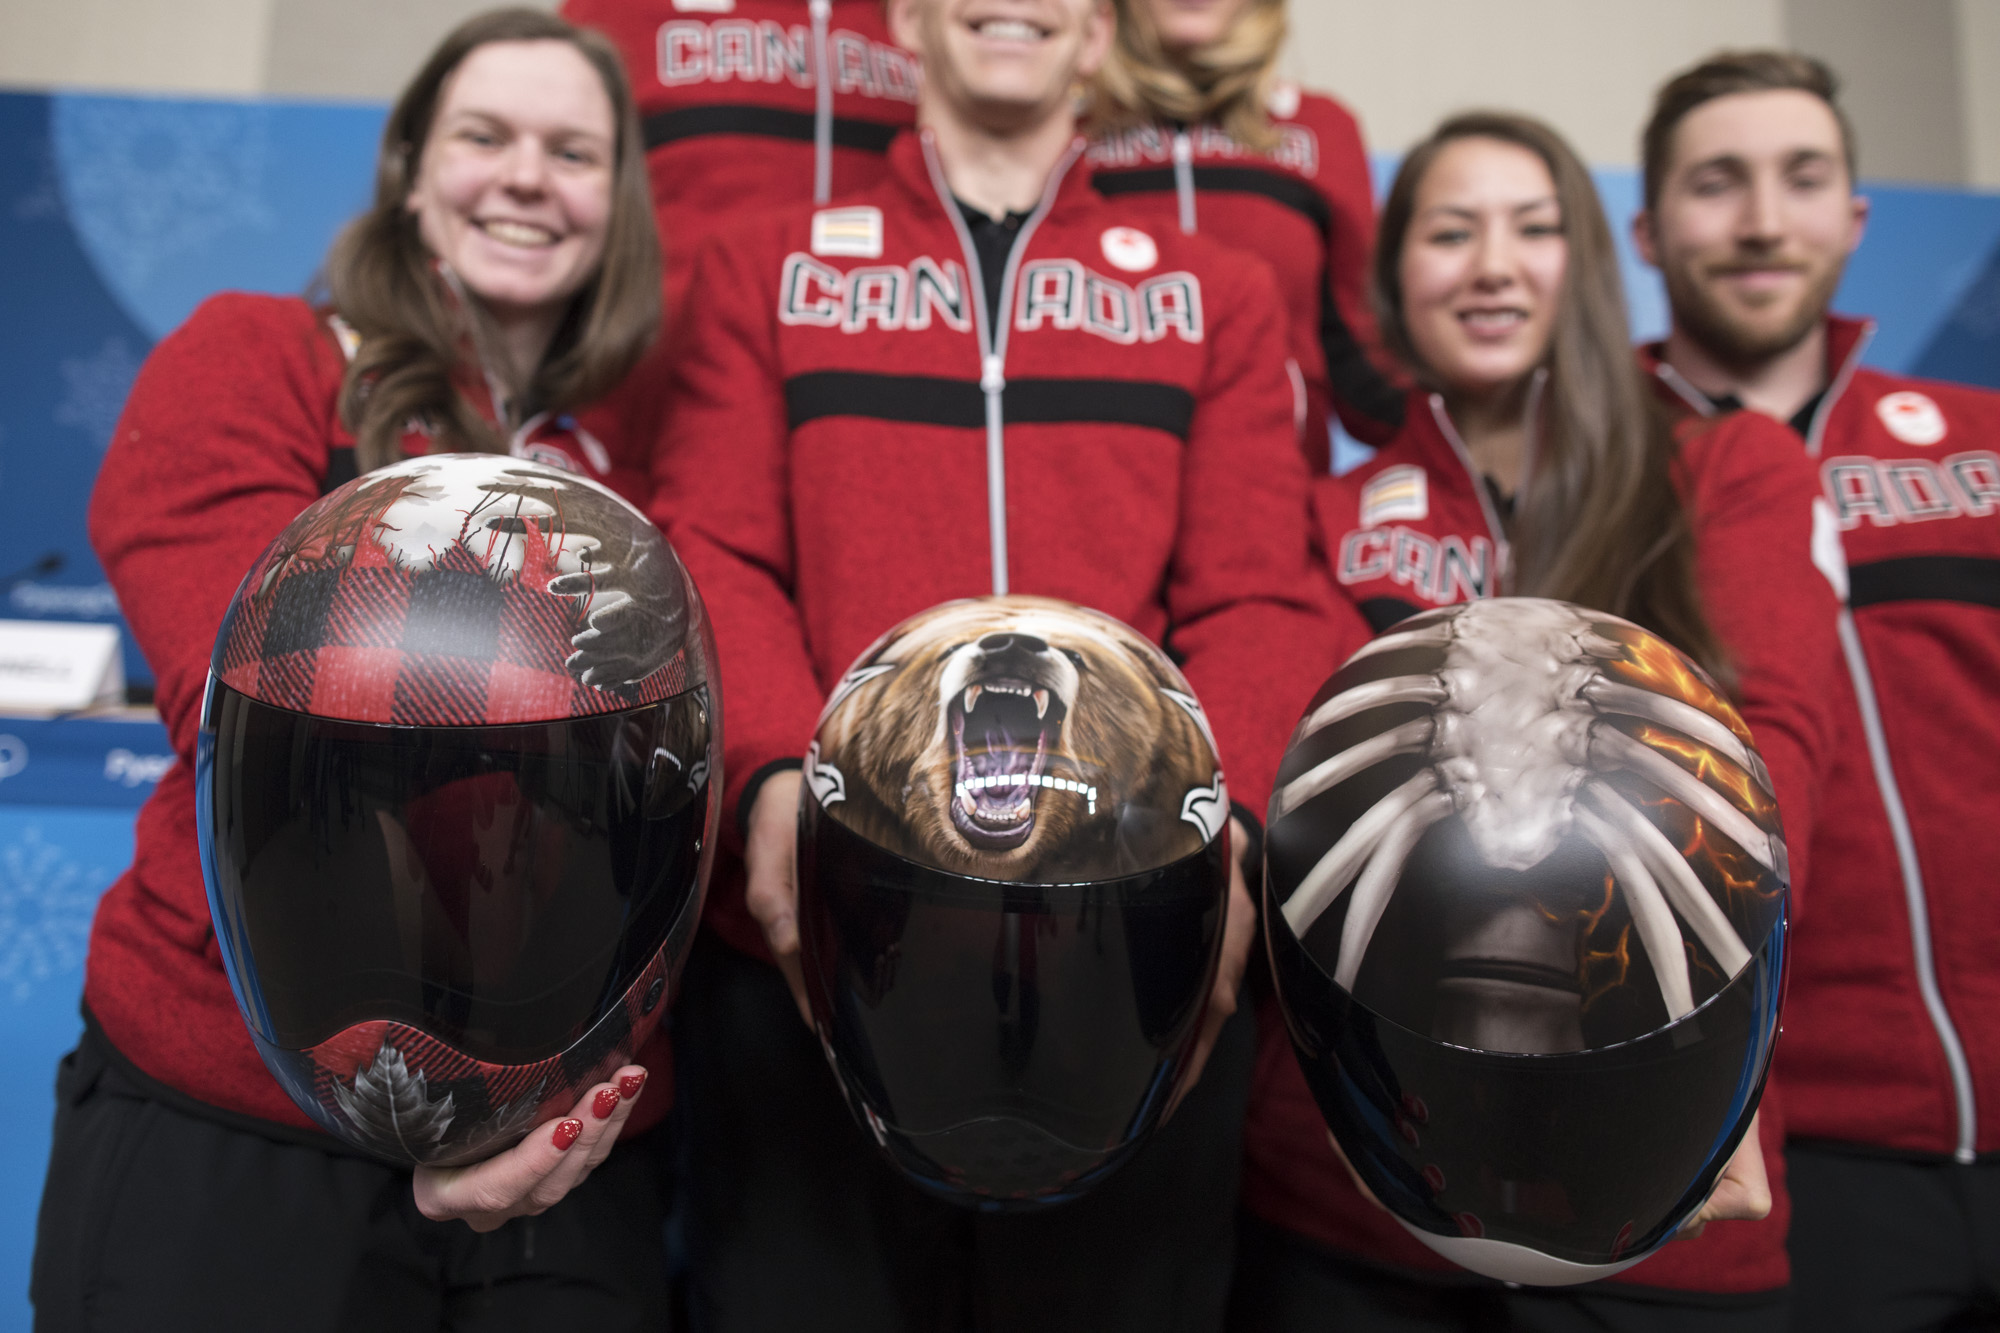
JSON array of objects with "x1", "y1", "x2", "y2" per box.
[
  {"x1": 1676, "y1": 1111, "x2": 1772, "y2": 1240},
  {"x1": 1166, "y1": 815, "x2": 1259, "y2": 1118},
  {"x1": 745, "y1": 770, "x2": 811, "y2": 1027},
  {"x1": 412, "y1": 1065, "x2": 647, "y2": 1233}
]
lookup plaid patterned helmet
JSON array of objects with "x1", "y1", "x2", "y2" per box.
[{"x1": 197, "y1": 455, "x2": 719, "y2": 1166}]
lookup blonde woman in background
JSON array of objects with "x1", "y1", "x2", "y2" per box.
[{"x1": 1087, "y1": 0, "x2": 1402, "y2": 469}]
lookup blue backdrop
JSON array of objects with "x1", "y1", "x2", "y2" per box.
[
  {"x1": 0, "y1": 87, "x2": 1996, "y2": 1329},
  {"x1": 3, "y1": 89, "x2": 1998, "y2": 695}
]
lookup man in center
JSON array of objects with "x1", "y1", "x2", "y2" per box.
[{"x1": 650, "y1": 0, "x2": 1344, "y2": 1328}]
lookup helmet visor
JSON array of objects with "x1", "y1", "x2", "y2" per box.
[
  {"x1": 1272, "y1": 896, "x2": 1783, "y2": 1267},
  {"x1": 199, "y1": 676, "x2": 715, "y2": 1065},
  {"x1": 800, "y1": 800, "x2": 1226, "y2": 1165}
]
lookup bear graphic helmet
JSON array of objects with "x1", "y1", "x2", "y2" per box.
[
  {"x1": 798, "y1": 596, "x2": 1233, "y2": 1207},
  {"x1": 196, "y1": 454, "x2": 719, "y2": 1167},
  {"x1": 1263, "y1": 598, "x2": 1787, "y2": 1284}
]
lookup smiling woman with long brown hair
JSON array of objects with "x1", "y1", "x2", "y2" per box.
[
  {"x1": 33, "y1": 11, "x2": 676, "y2": 1328},
  {"x1": 1231, "y1": 112, "x2": 1844, "y2": 1332}
]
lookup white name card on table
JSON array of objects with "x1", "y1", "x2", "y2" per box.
[{"x1": 0, "y1": 620, "x2": 124, "y2": 714}]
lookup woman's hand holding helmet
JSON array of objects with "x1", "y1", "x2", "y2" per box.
[
  {"x1": 413, "y1": 1064, "x2": 648, "y2": 1232},
  {"x1": 1675, "y1": 1113, "x2": 1774, "y2": 1239}
]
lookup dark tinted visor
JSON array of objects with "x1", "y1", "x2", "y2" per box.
[
  {"x1": 198, "y1": 677, "x2": 714, "y2": 1065},
  {"x1": 1271, "y1": 897, "x2": 1783, "y2": 1267},
  {"x1": 800, "y1": 799, "x2": 1226, "y2": 1160}
]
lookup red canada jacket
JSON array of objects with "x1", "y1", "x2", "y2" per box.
[
  {"x1": 1241, "y1": 388, "x2": 1842, "y2": 1295},
  {"x1": 653, "y1": 130, "x2": 1342, "y2": 961},
  {"x1": 1647, "y1": 316, "x2": 2000, "y2": 1162},
  {"x1": 1088, "y1": 86, "x2": 1402, "y2": 463},
  {"x1": 563, "y1": 0, "x2": 917, "y2": 309},
  {"x1": 84, "y1": 292, "x2": 671, "y2": 1134}
]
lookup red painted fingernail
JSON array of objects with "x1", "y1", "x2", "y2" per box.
[
  {"x1": 592, "y1": 1087, "x2": 621, "y2": 1120},
  {"x1": 552, "y1": 1119, "x2": 583, "y2": 1151},
  {"x1": 618, "y1": 1072, "x2": 647, "y2": 1100}
]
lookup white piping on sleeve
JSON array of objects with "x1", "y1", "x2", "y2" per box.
[{"x1": 810, "y1": 0, "x2": 833, "y2": 205}]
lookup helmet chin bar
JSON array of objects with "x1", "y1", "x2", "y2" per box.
[{"x1": 1398, "y1": 1223, "x2": 1649, "y2": 1287}]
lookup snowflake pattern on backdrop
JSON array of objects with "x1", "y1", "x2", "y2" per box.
[
  {"x1": 54, "y1": 338, "x2": 142, "y2": 452},
  {"x1": 13, "y1": 132, "x2": 64, "y2": 223},
  {"x1": 0, "y1": 826, "x2": 112, "y2": 1002},
  {"x1": 51, "y1": 98, "x2": 274, "y2": 291}
]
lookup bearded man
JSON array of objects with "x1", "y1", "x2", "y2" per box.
[{"x1": 1635, "y1": 50, "x2": 2000, "y2": 1333}]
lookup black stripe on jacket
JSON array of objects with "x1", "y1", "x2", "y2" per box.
[
  {"x1": 1848, "y1": 555, "x2": 2000, "y2": 611},
  {"x1": 784, "y1": 372, "x2": 1197, "y2": 439},
  {"x1": 1093, "y1": 165, "x2": 1332, "y2": 237},
  {"x1": 643, "y1": 105, "x2": 900, "y2": 153},
  {"x1": 1092, "y1": 164, "x2": 1402, "y2": 436}
]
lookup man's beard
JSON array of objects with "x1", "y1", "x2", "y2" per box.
[{"x1": 1663, "y1": 255, "x2": 1845, "y2": 372}]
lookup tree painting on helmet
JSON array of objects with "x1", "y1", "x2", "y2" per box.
[
  {"x1": 200, "y1": 455, "x2": 719, "y2": 1168},
  {"x1": 217, "y1": 453, "x2": 693, "y2": 722}
]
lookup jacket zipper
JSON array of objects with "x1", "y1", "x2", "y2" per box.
[
  {"x1": 1653, "y1": 333, "x2": 1979, "y2": 1162},
  {"x1": 920, "y1": 133, "x2": 1085, "y2": 596},
  {"x1": 1806, "y1": 327, "x2": 1980, "y2": 1163},
  {"x1": 1425, "y1": 393, "x2": 1517, "y2": 595},
  {"x1": 1171, "y1": 128, "x2": 1197, "y2": 234},
  {"x1": 809, "y1": 0, "x2": 833, "y2": 204}
]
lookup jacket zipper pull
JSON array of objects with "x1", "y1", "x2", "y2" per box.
[
  {"x1": 1172, "y1": 129, "x2": 1196, "y2": 234},
  {"x1": 981, "y1": 354, "x2": 1006, "y2": 395}
]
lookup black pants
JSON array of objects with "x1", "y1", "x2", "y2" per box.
[
  {"x1": 672, "y1": 929, "x2": 1257, "y2": 1333},
  {"x1": 1788, "y1": 1143, "x2": 2000, "y2": 1332},
  {"x1": 1226, "y1": 1215, "x2": 1790, "y2": 1333},
  {"x1": 31, "y1": 1026, "x2": 672, "y2": 1332}
]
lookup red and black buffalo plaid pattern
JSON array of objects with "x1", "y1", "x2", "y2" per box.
[
  {"x1": 214, "y1": 487, "x2": 694, "y2": 728},
  {"x1": 259, "y1": 938, "x2": 677, "y2": 1167}
]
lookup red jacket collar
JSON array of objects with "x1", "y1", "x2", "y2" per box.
[
  {"x1": 885, "y1": 128, "x2": 1095, "y2": 228},
  {"x1": 1823, "y1": 312, "x2": 1875, "y2": 379},
  {"x1": 1638, "y1": 312, "x2": 1879, "y2": 416}
]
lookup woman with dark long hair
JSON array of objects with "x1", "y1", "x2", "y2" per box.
[
  {"x1": 33, "y1": 11, "x2": 674, "y2": 1327},
  {"x1": 1085, "y1": 0, "x2": 1402, "y2": 467},
  {"x1": 1232, "y1": 112, "x2": 1842, "y2": 1331}
]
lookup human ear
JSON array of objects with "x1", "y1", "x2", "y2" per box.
[
  {"x1": 1075, "y1": 0, "x2": 1116, "y2": 80},
  {"x1": 1630, "y1": 208, "x2": 1660, "y2": 269}
]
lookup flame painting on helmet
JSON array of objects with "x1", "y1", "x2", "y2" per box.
[{"x1": 1265, "y1": 597, "x2": 1787, "y2": 1285}]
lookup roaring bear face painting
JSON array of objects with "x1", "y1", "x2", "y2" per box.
[{"x1": 807, "y1": 597, "x2": 1228, "y2": 883}]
